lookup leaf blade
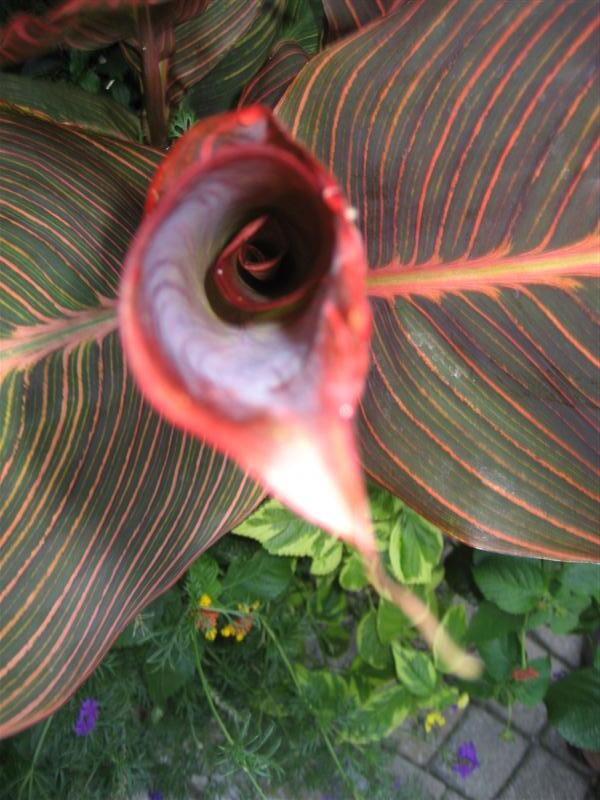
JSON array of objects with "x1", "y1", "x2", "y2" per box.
[
  {"x1": 277, "y1": 0, "x2": 600, "y2": 560},
  {"x1": 0, "y1": 108, "x2": 261, "y2": 737}
]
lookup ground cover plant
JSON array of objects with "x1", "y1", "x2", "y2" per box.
[
  {"x1": 0, "y1": 0, "x2": 598, "y2": 753},
  {"x1": 1, "y1": 487, "x2": 598, "y2": 798}
]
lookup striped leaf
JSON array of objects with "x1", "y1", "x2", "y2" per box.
[
  {"x1": 170, "y1": 0, "x2": 288, "y2": 112},
  {"x1": 238, "y1": 41, "x2": 309, "y2": 110},
  {"x1": 0, "y1": 0, "x2": 207, "y2": 62},
  {"x1": 0, "y1": 72, "x2": 141, "y2": 141},
  {"x1": 165, "y1": 0, "x2": 261, "y2": 103},
  {"x1": 277, "y1": 0, "x2": 600, "y2": 560},
  {"x1": 283, "y1": 0, "x2": 323, "y2": 56},
  {"x1": 0, "y1": 107, "x2": 261, "y2": 737},
  {"x1": 323, "y1": 0, "x2": 398, "y2": 41}
]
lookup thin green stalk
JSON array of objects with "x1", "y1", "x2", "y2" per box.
[
  {"x1": 258, "y1": 615, "x2": 363, "y2": 800},
  {"x1": 19, "y1": 714, "x2": 52, "y2": 800},
  {"x1": 191, "y1": 635, "x2": 268, "y2": 800},
  {"x1": 520, "y1": 617, "x2": 529, "y2": 669}
]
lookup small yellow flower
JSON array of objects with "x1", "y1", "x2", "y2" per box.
[
  {"x1": 204, "y1": 628, "x2": 217, "y2": 641},
  {"x1": 198, "y1": 594, "x2": 212, "y2": 608},
  {"x1": 235, "y1": 632, "x2": 245, "y2": 642},
  {"x1": 237, "y1": 602, "x2": 250, "y2": 614},
  {"x1": 250, "y1": 600, "x2": 260, "y2": 611},
  {"x1": 221, "y1": 624, "x2": 235, "y2": 638},
  {"x1": 424, "y1": 710, "x2": 446, "y2": 733},
  {"x1": 457, "y1": 692, "x2": 470, "y2": 710}
]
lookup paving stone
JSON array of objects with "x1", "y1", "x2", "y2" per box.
[
  {"x1": 390, "y1": 754, "x2": 447, "y2": 799},
  {"x1": 532, "y1": 628, "x2": 582, "y2": 667},
  {"x1": 387, "y1": 708, "x2": 465, "y2": 765},
  {"x1": 484, "y1": 698, "x2": 547, "y2": 736},
  {"x1": 541, "y1": 725, "x2": 595, "y2": 776},
  {"x1": 525, "y1": 636, "x2": 549, "y2": 661},
  {"x1": 430, "y1": 707, "x2": 527, "y2": 800},
  {"x1": 498, "y1": 746, "x2": 589, "y2": 800},
  {"x1": 442, "y1": 792, "x2": 468, "y2": 800}
]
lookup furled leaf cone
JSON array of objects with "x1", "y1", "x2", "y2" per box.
[{"x1": 119, "y1": 106, "x2": 375, "y2": 556}]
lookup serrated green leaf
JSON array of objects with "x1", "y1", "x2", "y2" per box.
[
  {"x1": 560, "y1": 563, "x2": 600, "y2": 603},
  {"x1": 339, "y1": 551, "x2": 368, "y2": 591},
  {"x1": 295, "y1": 665, "x2": 350, "y2": 724},
  {"x1": 356, "y1": 610, "x2": 392, "y2": 671},
  {"x1": 389, "y1": 509, "x2": 443, "y2": 585},
  {"x1": 391, "y1": 642, "x2": 437, "y2": 697},
  {"x1": 339, "y1": 684, "x2": 412, "y2": 744},
  {"x1": 349, "y1": 656, "x2": 395, "y2": 702},
  {"x1": 368, "y1": 483, "x2": 403, "y2": 543},
  {"x1": 433, "y1": 604, "x2": 467, "y2": 674},
  {"x1": 478, "y1": 634, "x2": 520, "y2": 683},
  {"x1": 468, "y1": 601, "x2": 523, "y2": 644},
  {"x1": 545, "y1": 669, "x2": 600, "y2": 750},
  {"x1": 473, "y1": 556, "x2": 546, "y2": 614},
  {"x1": 222, "y1": 550, "x2": 293, "y2": 603},
  {"x1": 233, "y1": 498, "x2": 330, "y2": 557},
  {"x1": 310, "y1": 540, "x2": 343, "y2": 576}
]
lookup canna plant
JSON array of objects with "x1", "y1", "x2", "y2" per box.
[{"x1": 1, "y1": 0, "x2": 599, "y2": 739}]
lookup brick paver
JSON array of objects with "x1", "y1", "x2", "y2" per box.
[
  {"x1": 430, "y1": 708, "x2": 528, "y2": 800},
  {"x1": 498, "y1": 747, "x2": 589, "y2": 800},
  {"x1": 387, "y1": 627, "x2": 598, "y2": 800}
]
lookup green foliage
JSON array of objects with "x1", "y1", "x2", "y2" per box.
[
  {"x1": 1, "y1": 1, "x2": 597, "y2": 785},
  {"x1": 2, "y1": 482, "x2": 598, "y2": 797},
  {"x1": 473, "y1": 555, "x2": 546, "y2": 614},
  {"x1": 392, "y1": 644, "x2": 437, "y2": 697},
  {"x1": 389, "y1": 509, "x2": 443, "y2": 585},
  {"x1": 545, "y1": 668, "x2": 600, "y2": 750},
  {"x1": 233, "y1": 497, "x2": 341, "y2": 569},
  {"x1": 168, "y1": 100, "x2": 197, "y2": 140}
]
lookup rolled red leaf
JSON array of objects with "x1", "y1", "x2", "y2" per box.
[{"x1": 119, "y1": 106, "x2": 374, "y2": 554}]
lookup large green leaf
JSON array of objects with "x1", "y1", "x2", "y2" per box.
[
  {"x1": 277, "y1": 0, "x2": 600, "y2": 561},
  {"x1": 0, "y1": 107, "x2": 261, "y2": 737},
  {"x1": 545, "y1": 668, "x2": 600, "y2": 750}
]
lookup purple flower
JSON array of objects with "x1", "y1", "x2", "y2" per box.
[
  {"x1": 148, "y1": 791, "x2": 163, "y2": 800},
  {"x1": 73, "y1": 697, "x2": 99, "y2": 736},
  {"x1": 552, "y1": 669, "x2": 568, "y2": 681},
  {"x1": 452, "y1": 741, "x2": 480, "y2": 779},
  {"x1": 392, "y1": 776, "x2": 403, "y2": 790}
]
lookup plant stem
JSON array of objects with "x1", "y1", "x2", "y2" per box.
[
  {"x1": 19, "y1": 714, "x2": 52, "y2": 800},
  {"x1": 520, "y1": 617, "x2": 528, "y2": 668},
  {"x1": 191, "y1": 635, "x2": 269, "y2": 800},
  {"x1": 136, "y1": 4, "x2": 169, "y2": 148},
  {"x1": 259, "y1": 615, "x2": 363, "y2": 800}
]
